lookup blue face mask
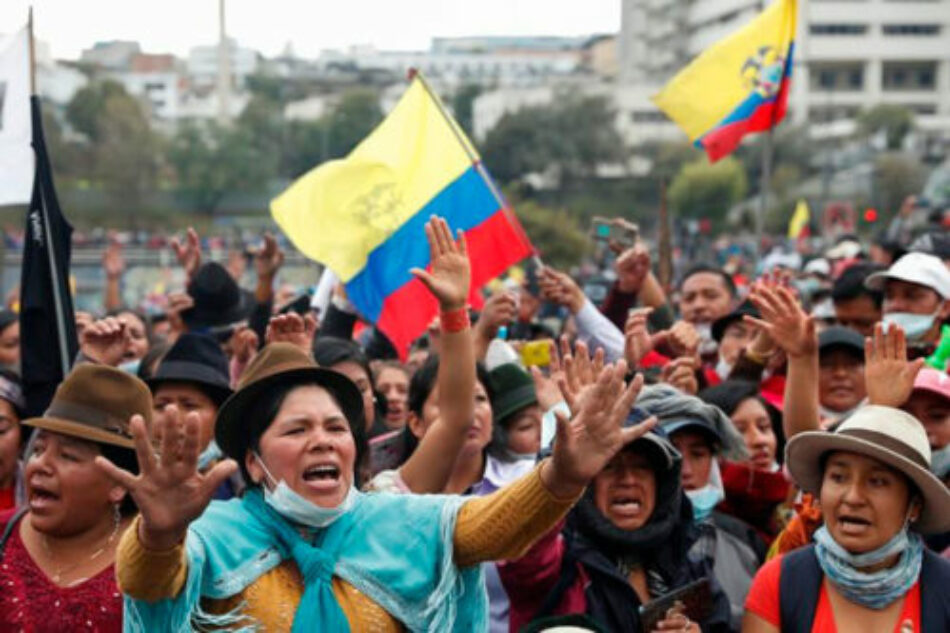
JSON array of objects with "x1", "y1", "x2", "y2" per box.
[
  {"x1": 119, "y1": 359, "x2": 141, "y2": 375},
  {"x1": 686, "y1": 485, "x2": 724, "y2": 522},
  {"x1": 884, "y1": 310, "x2": 939, "y2": 341},
  {"x1": 254, "y1": 452, "x2": 357, "y2": 528},
  {"x1": 197, "y1": 440, "x2": 223, "y2": 472}
]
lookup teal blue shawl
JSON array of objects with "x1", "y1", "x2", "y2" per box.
[{"x1": 123, "y1": 489, "x2": 487, "y2": 632}]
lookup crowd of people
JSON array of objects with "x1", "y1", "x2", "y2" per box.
[{"x1": 0, "y1": 209, "x2": 947, "y2": 632}]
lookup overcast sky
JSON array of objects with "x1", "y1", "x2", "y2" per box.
[{"x1": 1, "y1": 0, "x2": 620, "y2": 60}]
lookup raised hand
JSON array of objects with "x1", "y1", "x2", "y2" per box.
[
  {"x1": 624, "y1": 308, "x2": 654, "y2": 368},
  {"x1": 666, "y1": 320, "x2": 700, "y2": 358},
  {"x1": 615, "y1": 243, "x2": 651, "y2": 294},
  {"x1": 530, "y1": 338, "x2": 567, "y2": 411},
  {"x1": 559, "y1": 340, "x2": 606, "y2": 413},
  {"x1": 81, "y1": 316, "x2": 130, "y2": 366},
  {"x1": 543, "y1": 363, "x2": 655, "y2": 498},
  {"x1": 252, "y1": 233, "x2": 286, "y2": 281},
  {"x1": 865, "y1": 322, "x2": 925, "y2": 407},
  {"x1": 266, "y1": 312, "x2": 318, "y2": 354},
  {"x1": 411, "y1": 216, "x2": 470, "y2": 311},
  {"x1": 95, "y1": 407, "x2": 237, "y2": 551},
  {"x1": 746, "y1": 282, "x2": 817, "y2": 358},
  {"x1": 103, "y1": 238, "x2": 125, "y2": 280},
  {"x1": 171, "y1": 227, "x2": 202, "y2": 282},
  {"x1": 661, "y1": 356, "x2": 700, "y2": 395},
  {"x1": 538, "y1": 267, "x2": 585, "y2": 314},
  {"x1": 475, "y1": 291, "x2": 517, "y2": 338},
  {"x1": 165, "y1": 292, "x2": 195, "y2": 337}
]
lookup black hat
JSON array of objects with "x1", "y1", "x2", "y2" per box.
[
  {"x1": 712, "y1": 300, "x2": 759, "y2": 343},
  {"x1": 183, "y1": 262, "x2": 254, "y2": 330},
  {"x1": 818, "y1": 326, "x2": 865, "y2": 357},
  {"x1": 147, "y1": 333, "x2": 232, "y2": 405},
  {"x1": 489, "y1": 363, "x2": 538, "y2": 424}
]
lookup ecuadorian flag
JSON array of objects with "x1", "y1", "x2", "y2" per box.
[
  {"x1": 653, "y1": 0, "x2": 797, "y2": 162},
  {"x1": 271, "y1": 75, "x2": 534, "y2": 353}
]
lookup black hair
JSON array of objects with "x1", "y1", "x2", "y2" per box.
[
  {"x1": 239, "y1": 379, "x2": 368, "y2": 488},
  {"x1": 105, "y1": 308, "x2": 153, "y2": 344},
  {"x1": 373, "y1": 360, "x2": 409, "y2": 384},
  {"x1": 136, "y1": 341, "x2": 171, "y2": 381},
  {"x1": 312, "y1": 337, "x2": 371, "y2": 381},
  {"x1": 678, "y1": 264, "x2": 738, "y2": 298},
  {"x1": 98, "y1": 443, "x2": 140, "y2": 517},
  {"x1": 401, "y1": 354, "x2": 492, "y2": 460},
  {"x1": 831, "y1": 263, "x2": 885, "y2": 309},
  {"x1": 698, "y1": 380, "x2": 786, "y2": 465}
]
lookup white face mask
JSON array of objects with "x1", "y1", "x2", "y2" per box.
[
  {"x1": 254, "y1": 452, "x2": 356, "y2": 528},
  {"x1": 694, "y1": 322, "x2": 719, "y2": 357},
  {"x1": 883, "y1": 309, "x2": 940, "y2": 341},
  {"x1": 714, "y1": 357, "x2": 733, "y2": 381}
]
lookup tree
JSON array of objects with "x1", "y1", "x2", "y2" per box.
[
  {"x1": 169, "y1": 122, "x2": 272, "y2": 215},
  {"x1": 481, "y1": 91, "x2": 625, "y2": 185},
  {"x1": 513, "y1": 199, "x2": 590, "y2": 269},
  {"x1": 65, "y1": 80, "x2": 128, "y2": 142},
  {"x1": 873, "y1": 153, "x2": 926, "y2": 216},
  {"x1": 668, "y1": 157, "x2": 748, "y2": 224},
  {"x1": 858, "y1": 105, "x2": 914, "y2": 151},
  {"x1": 452, "y1": 83, "x2": 483, "y2": 136},
  {"x1": 324, "y1": 89, "x2": 383, "y2": 158}
]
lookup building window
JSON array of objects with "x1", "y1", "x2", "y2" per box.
[
  {"x1": 809, "y1": 63, "x2": 864, "y2": 91},
  {"x1": 882, "y1": 24, "x2": 941, "y2": 36},
  {"x1": 810, "y1": 24, "x2": 868, "y2": 35},
  {"x1": 883, "y1": 61, "x2": 938, "y2": 91}
]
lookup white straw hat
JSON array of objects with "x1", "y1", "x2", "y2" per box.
[{"x1": 785, "y1": 405, "x2": 950, "y2": 534}]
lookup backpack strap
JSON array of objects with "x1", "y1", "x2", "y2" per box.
[
  {"x1": 779, "y1": 545, "x2": 822, "y2": 633},
  {"x1": 919, "y1": 549, "x2": 950, "y2": 631},
  {"x1": 0, "y1": 506, "x2": 28, "y2": 557}
]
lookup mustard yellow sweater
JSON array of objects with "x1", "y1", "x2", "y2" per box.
[{"x1": 117, "y1": 465, "x2": 576, "y2": 632}]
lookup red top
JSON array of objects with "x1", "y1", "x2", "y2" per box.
[
  {"x1": 0, "y1": 509, "x2": 123, "y2": 633},
  {"x1": 745, "y1": 554, "x2": 921, "y2": 633},
  {"x1": 0, "y1": 485, "x2": 15, "y2": 511}
]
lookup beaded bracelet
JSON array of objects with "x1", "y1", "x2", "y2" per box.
[{"x1": 440, "y1": 307, "x2": 470, "y2": 333}]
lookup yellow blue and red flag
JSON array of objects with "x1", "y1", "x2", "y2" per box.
[
  {"x1": 653, "y1": 0, "x2": 797, "y2": 162},
  {"x1": 271, "y1": 75, "x2": 534, "y2": 354}
]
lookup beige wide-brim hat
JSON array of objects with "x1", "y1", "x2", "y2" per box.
[{"x1": 786, "y1": 405, "x2": 950, "y2": 534}]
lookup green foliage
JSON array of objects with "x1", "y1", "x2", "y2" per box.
[
  {"x1": 513, "y1": 199, "x2": 591, "y2": 269},
  {"x1": 168, "y1": 121, "x2": 272, "y2": 214},
  {"x1": 481, "y1": 91, "x2": 624, "y2": 184},
  {"x1": 668, "y1": 156, "x2": 748, "y2": 223},
  {"x1": 858, "y1": 105, "x2": 914, "y2": 151},
  {"x1": 65, "y1": 80, "x2": 128, "y2": 142},
  {"x1": 873, "y1": 153, "x2": 926, "y2": 215},
  {"x1": 452, "y1": 84, "x2": 483, "y2": 136},
  {"x1": 323, "y1": 90, "x2": 383, "y2": 158}
]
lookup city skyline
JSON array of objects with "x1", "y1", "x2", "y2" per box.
[{"x1": 1, "y1": 0, "x2": 620, "y2": 61}]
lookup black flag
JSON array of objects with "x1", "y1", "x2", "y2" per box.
[{"x1": 19, "y1": 95, "x2": 78, "y2": 417}]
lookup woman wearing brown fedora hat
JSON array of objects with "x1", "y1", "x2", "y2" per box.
[
  {"x1": 102, "y1": 217, "x2": 658, "y2": 632},
  {"x1": 743, "y1": 405, "x2": 950, "y2": 632},
  {"x1": 0, "y1": 364, "x2": 151, "y2": 632}
]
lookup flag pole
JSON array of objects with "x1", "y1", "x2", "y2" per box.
[
  {"x1": 757, "y1": 129, "x2": 772, "y2": 256},
  {"x1": 409, "y1": 69, "x2": 543, "y2": 268},
  {"x1": 28, "y1": 8, "x2": 72, "y2": 377},
  {"x1": 27, "y1": 7, "x2": 35, "y2": 94}
]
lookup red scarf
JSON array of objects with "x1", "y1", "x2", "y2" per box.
[{"x1": 717, "y1": 460, "x2": 790, "y2": 544}]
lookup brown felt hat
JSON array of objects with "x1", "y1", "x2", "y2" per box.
[
  {"x1": 23, "y1": 364, "x2": 153, "y2": 449},
  {"x1": 214, "y1": 343, "x2": 364, "y2": 461}
]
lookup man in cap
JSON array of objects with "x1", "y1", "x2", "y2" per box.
[{"x1": 865, "y1": 252, "x2": 950, "y2": 349}]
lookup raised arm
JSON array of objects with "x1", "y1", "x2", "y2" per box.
[
  {"x1": 397, "y1": 217, "x2": 475, "y2": 493},
  {"x1": 747, "y1": 282, "x2": 819, "y2": 438},
  {"x1": 864, "y1": 323, "x2": 924, "y2": 407}
]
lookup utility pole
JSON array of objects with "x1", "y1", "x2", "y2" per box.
[{"x1": 216, "y1": 0, "x2": 231, "y2": 126}]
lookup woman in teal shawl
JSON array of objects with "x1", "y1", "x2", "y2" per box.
[{"x1": 96, "y1": 217, "x2": 657, "y2": 632}]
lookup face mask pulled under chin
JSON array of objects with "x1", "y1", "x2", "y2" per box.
[
  {"x1": 254, "y1": 453, "x2": 357, "y2": 528},
  {"x1": 714, "y1": 357, "x2": 733, "y2": 381},
  {"x1": 883, "y1": 310, "x2": 939, "y2": 341},
  {"x1": 694, "y1": 322, "x2": 719, "y2": 357}
]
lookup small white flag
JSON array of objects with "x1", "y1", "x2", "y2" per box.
[{"x1": 0, "y1": 26, "x2": 33, "y2": 206}]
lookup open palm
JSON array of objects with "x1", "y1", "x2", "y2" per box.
[
  {"x1": 411, "y1": 216, "x2": 471, "y2": 310},
  {"x1": 95, "y1": 407, "x2": 236, "y2": 549}
]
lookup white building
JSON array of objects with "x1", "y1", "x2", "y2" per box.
[
  {"x1": 618, "y1": 0, "x2": 950, "y2": 138},
  {"x1": 187, "y1": 39, "x2": 259, "y2": 89}
]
